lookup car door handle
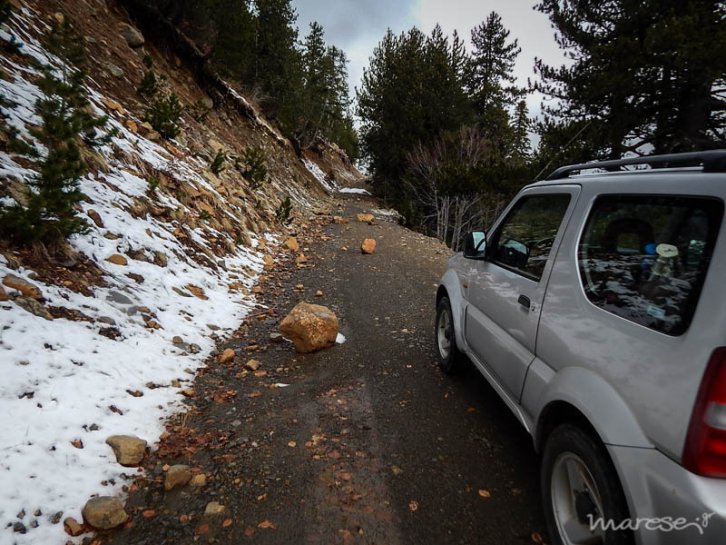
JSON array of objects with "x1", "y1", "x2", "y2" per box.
[{"x1": 518, "y1": 294, "x2": 531, "y2": 309}]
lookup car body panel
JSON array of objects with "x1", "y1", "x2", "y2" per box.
[
  {"x1": 463, "y1": 185, "x2": 581, "y2": 401},
  {"x1": 439, "y1": 165, "x2": 726, "y2": 544}
]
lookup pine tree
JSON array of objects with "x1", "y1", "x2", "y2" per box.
[
  {"x1": 510, "y1": 100, "x2": 531, "y2": 162},
  {"x1": 468, "y1": 12, "x2": 522, "y2": 115},
  {"x1": 467, "y1": 12, "x2": 523, "y2": 158},
  {"x1": 253, "y1": 0, "x2": 303, "y2": 130},
  {"x1": 357, "y1": 27, "x2": 471, "y2": 221},
  {"x1": 535, "y1": 0, "x2": 726, "y2": 156},
  {"x1": 0, "y1": 18, "x2": 108, "y2": 249}
]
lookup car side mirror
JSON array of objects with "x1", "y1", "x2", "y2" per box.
[{"x1": 463, "y1": 231, "x2": 487, "y2": 260}]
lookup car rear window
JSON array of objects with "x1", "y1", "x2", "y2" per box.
[{"x1": 578, "y1": 195, "x2": 723, "y2": 336}]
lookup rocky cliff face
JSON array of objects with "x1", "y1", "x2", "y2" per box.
[{"x1": 0, "y1": 1, "x2": 364, "y2": 543}]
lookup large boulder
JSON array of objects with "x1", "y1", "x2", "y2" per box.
[
  {"x1": 279, "y1": 302, "x2": 338, "y2": 354},
  {"x1": 119, "y1": 23, "x2": 145, "y2": 48},
  {"x1": 82, "y1": 497, "x2": 128, "y2": 530},
  {"x1": 106, "y1": 435, "x2": 147, "y2": 466},
  {"x1": 3, "y1": 274, "x2": 42, "y2": 300}
]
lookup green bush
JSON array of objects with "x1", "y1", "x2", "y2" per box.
[
  {"x1": 199, "y1": 209, "x2": 212, "y2": 221},
  {"x1": 145, "y1": 93, "x2": 183, "y2": 139},
  {"x1": 142, "y1": 54, "x2": 153, "y2": 68},
  {"x1": 137, "y1": 70, "x2": 158, "y2": 96},
  {"x1": 146, "y1": 175, "x2": 160, "y2": 191},
  {"x1": 0, "y1": 18, "x2": 107, "y2": 248},
  {"x1": 238, "y1": 146, "x2": 267, "y2": 189},
  {"x1": 275, "y1": 195, "x2": 293, "y2": 224},
  {"x1": 210, "y1": 149, "x2": 225, "y2": 174},
  {"x1": 0, "y1": 0, "x2": 12, "y2": 25}
]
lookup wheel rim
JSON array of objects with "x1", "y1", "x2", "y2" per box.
[
  {"x1": 436, "y1": 305, "x2": 452, "y2": 359},
  {"x1": 551, "y1": 452, "x2": 605, "y2": 545}
]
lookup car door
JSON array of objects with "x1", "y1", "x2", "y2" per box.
[{"x1": 465, "y1": 186, "x2": 579, "y2": 401}]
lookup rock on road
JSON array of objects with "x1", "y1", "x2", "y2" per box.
[{"x1": 104, "y1": 197, "x2": 546, "y2": 545}]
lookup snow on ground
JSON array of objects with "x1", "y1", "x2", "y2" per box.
[
  {"x1": 0, "y1": 12, "x2": 268, "y2": 545},
  {"x1": 303, "y1": 158, "x2": 338, "y2": 193},
  {"x1": 338, "y1": 187, "x2": 371, "y2": 196}
]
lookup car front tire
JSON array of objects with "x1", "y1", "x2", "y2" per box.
[
  {"x1": 435, "y1": 295, "x2": 464, "y2": 374},
  {"x1": 541, "y1": 424, "x2": 634, "y2": 545}
]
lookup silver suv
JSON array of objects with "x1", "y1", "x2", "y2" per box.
[{"x1": 435, "y1": 151, "x2": 726, "y2": 545}]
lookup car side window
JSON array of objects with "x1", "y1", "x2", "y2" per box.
[
  {"x1": 578, "y1": 195, "x2": 723, "y2": 336},
  {"x1": 489, "y1": 194, "x2": 572, "y2": 280}
]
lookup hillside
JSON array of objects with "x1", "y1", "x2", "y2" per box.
[{"x1": 0, "y1": 1, "x2": 364, "y2": 543}]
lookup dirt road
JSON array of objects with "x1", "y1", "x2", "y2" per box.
[{"x1": 105, "y1": 196, "x2": 546, "y2": 545}]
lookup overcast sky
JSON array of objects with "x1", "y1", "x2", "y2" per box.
[{"x1": 291, "y1": 0, "x2": 567, "y2": 114}]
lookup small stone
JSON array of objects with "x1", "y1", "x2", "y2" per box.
[
  {"x1": 204, "y1": 502, "x2": 226, "y2": 516},
  {"x1": 188, "y1": 344, "x2": 202, "y2": 354},
  {"x1": 218, "y1": 348, "x2": 236, "y2": 363},
  {"x1": 361, "y1": 239, "x2": 377, "y2": 254},
  {"x1": 164, "y1": 464, "x2": 192, "y2": 491},
  {"x1": 106, "y1": 435, "x2": 147, "y2": 466},
  {"x1": 186, "y1": 284, "x2": 208, "y2": 300},
  {"x1": 107, "y1": 290, "x2": 133, "y2": 305},
  {"x1": 296, "y1": 253, "x2": 308, "y2": 266},
  {"x1": 245, "y1": 359, "x2": 261, "y2": 371},
  {"x1": 263, "y1": 255, "x2": 274, "y2": 269},
  {"x1": 14, "y1": 296, "x2": 53, "y2": 320},
  {"x1": 87, "y1": 209, "x2": 104, "y2": 228},
  {"x1": 181, "y1": 388, "x2": 195, "y2": 397},
  {"x1": 190, "y1": 474, "x2": 207, "y2": 487},
  {"x1": 119, "y1": 22, "x2": 145, "y2": 48},
  {"x1": 146, "y1": 319, "x2": 162, "y2": 330},
  {"x1": 3, "y1": 274, "x2": 42, "y2": 300},
  {"x1": 100, "y1": 97, "x2": 125, "y2": 114},
  {"x1": 127, "y1": 272, "x2": 144, "y2": 283},
  {"x1": 315, "y1": 290, "x2": 323, "y2": 297},
  {"x1": 284, "y1": 237, "x2": 299, "y2": 252},
  {"x1": 81, "y1": 497, "x2": 128, "y2": 530},
  {"x1": 356, "y1": 213, "x2": 374, "y2": 223},
  {"x1": 172, "y1": 336, "x2": 184, "y2": 345},
  {"x1": 106, "y1": 254, "x2": 128, "y2": 266},
  {"x1": 0, "y1": 285, "x2": 7, "y2": 301},
  {"x1": 63, "y1": 517, "x2": 84, "y2": 536},
  {"x1": 269, "y1": 332, "x2": 284, "y2": 343},
  {"x1": 105, "y1": 62, "x2": 124, "y2": 77},
  {"x1": 153, "y1": 251, "x2": 168, "y2": 268},
  {"x1": 12, "y1": 522, "x2": 26, "y2": 534},
  {"x1": 50, "y1": 511, "x2": 63, "y2": 524}
]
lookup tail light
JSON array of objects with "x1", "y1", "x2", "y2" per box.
[{"x1": 683, "y1": 347, "x2": 726, "y2": 477}]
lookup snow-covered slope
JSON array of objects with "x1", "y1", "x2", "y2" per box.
[{"x1": 0, "y1": 3, "x2": 348, "y2": 543}]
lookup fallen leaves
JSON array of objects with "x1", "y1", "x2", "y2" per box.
[
  {"x1": 258, "y1": 520, "x2": 277, "y2": 530},
  {"x1": 222, "y1": 518, "x2": 233, "y2": 528},
  {"x1": 287, "y1": 440, "x2": 297, "y2": 448},
  {"x1": 531, "y1": 531, "x2": 544, "y2": 543},
  {"x1": 211, "y1": 388, "x2": 237, "y2": 403},
  {"x1": 478, "y1": 489, "x2": 491, "y2": 498},
  {"x1": 408, "y1": 500, "x2": 419, "y2": 512},
  {"x1": 390, "y1": 465, "x2": 403, "y2": 475}
]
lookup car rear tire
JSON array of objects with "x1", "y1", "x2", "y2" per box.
[
  {"x1": 435, "y1": 296, "x2": 464, "y2": 374},
  {"x1": 541, "y1": 424, "x2": 634, "y2": 545}
]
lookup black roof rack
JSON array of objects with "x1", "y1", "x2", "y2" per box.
[{"x1": 546, "y1": 150, "x2": 726, "y2": 180}]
